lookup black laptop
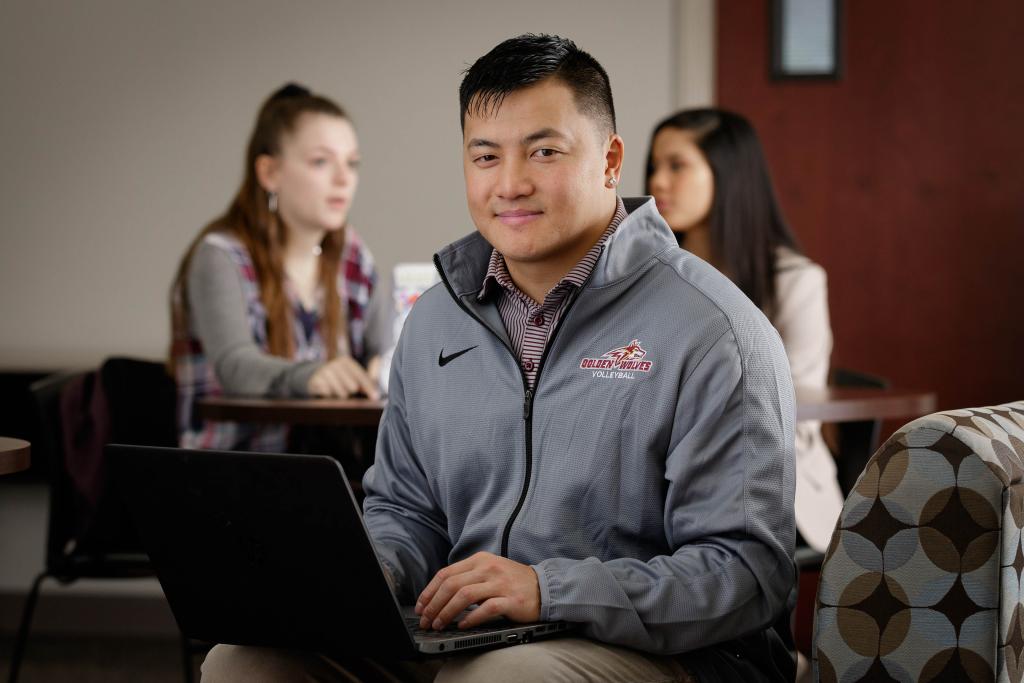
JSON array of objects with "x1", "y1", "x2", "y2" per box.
[{"x1": 107, "y1": 444, "x2": 572, "y2": 658}]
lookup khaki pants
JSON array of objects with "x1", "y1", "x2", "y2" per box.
[{"x1": 201, "y1": 637, "x2": 694, "y2": 683}]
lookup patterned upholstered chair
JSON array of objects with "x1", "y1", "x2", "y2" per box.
[{"x1": 813, "y1": 401, "x2": 1024, "y2": 682}]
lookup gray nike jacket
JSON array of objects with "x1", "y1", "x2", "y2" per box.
[{"x1": 362, "y1": 197, "x2": 796, "y2": 655}]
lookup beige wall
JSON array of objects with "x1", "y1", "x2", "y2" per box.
[
  {"x1": 0, "y1": 0, "x2": 692, "y2": 370},
  {"x1": 0, "y1": 1, "x2": 716, "y2": 605}
]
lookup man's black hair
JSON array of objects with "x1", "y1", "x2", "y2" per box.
[{"x1": 459, "y1": 34, "x2": 616, "y2": 134}]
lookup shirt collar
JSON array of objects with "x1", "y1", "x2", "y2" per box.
[{"x1": 478, "y1": 197, "x2": 629, "y2": 303}]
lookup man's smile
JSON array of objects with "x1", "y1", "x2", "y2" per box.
[{"x1": 495, "y1": 209, "x2": 544, "y2": 226}]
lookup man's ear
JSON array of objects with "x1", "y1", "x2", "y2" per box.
[
  {"x1": 604, "y1": 133, "x2": 625, "y2": 180},
  {"x1": 254, "y1": 154, "x2": 280, "y2": 193}
]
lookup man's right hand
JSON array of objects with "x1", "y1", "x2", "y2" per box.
[{"x1": 307, "y1": 356, "x2": 380, "y2": 400}]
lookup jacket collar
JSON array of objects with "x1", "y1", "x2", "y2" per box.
[{"x1": 433, "y1": 196, "x2": 675, "y2": 300}]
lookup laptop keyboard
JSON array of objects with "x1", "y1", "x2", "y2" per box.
[{"x1": 405, "y1": 616, "x2": 509, "y2": 637}]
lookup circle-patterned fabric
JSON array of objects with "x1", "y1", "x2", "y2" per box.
[{"x1": 814, "y1": 402, "x2": 1024, "y2": 682}]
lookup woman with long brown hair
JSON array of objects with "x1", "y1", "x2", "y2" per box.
[
  {"x1": 170, "y1": 83, "x2": 392, "y2": 451},
  {"x1": 645, "y1": 108, "x2": 843, "y2": 555}
]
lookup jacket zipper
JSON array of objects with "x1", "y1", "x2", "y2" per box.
[{"x1": 433, "y1": 255, "x2": 587, "y2": 558}]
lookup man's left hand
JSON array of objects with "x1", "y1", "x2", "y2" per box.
[{"x1": 415, "y1": 551, "x2": 541, "y2": 630}]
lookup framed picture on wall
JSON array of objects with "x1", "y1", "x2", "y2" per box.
[{"x1": 771, "y1": 0, "x2": 843, "y2": 80}]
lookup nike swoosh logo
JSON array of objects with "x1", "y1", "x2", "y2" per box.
[{"x1": 438, "y1": 346, "x2": 477, "y2": 367}]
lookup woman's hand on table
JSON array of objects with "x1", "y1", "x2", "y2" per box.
[{"x1": 307, "y1": 356, "x2": 380, "y2": 400}]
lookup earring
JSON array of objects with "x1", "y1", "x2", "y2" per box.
[
  {"x1": 268, "y1": 192, "x2": 278, "y2": 213},
  {"x1": 606, "y1": 176, "x2": 618, "y2": 188}
]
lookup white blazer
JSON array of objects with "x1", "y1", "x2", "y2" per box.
[{"x1": 771, "y1": 248, "x2": 845, "y2": 552}]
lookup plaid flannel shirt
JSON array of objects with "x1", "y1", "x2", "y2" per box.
[{"x1": 172, "y1": 228, "x2": 378, "y2": 452}]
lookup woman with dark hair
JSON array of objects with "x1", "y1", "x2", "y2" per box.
[
  {"x1": 170, "y1": 83, "x2": 392, "y2": 452},
  {"x1": 646, "y1": 108, "x2": 842, "y2": 553}
]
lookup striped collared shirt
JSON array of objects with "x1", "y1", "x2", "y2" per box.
[{"x1": 478, "y1": 197, "x2": 628, "y2": 389}]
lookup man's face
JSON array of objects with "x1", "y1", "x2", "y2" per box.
[{"x1": 463, "y1": 78, "x2": 619, "y2": 278}]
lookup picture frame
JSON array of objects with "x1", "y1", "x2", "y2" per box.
[{"x1": 771, "y1": 0, "x2": 843, "y2": 80}]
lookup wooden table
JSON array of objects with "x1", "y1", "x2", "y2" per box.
[
  {"x1": 196, "y1": 397, "x2": 385, "y2": 427},
  {"x1": 199, "y1": 387, "x2": 938, "y2": 427},
  {"x1": 795, "y1": 386, "x2": 937, "y2": 423},
  {"x1": 0, "y1": 437, "x2": 31, "y2": 475}
]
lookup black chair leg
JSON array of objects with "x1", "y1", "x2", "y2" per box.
[
  {"x1": 180, "y1": 634, "x2": 194, "y2": 683},
  {"x1": 8, "y1": 572, "x2": 47, "y2": 683}
]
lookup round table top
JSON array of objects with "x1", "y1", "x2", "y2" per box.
[
  {"x1": 0, "y1": 436, "x2": 31, "y2": 475},
  {"x1": 795, "y1": 386, "x2": 937, "y2": 423},
  {"x1": 198, "y1": 387, "x2": 938, "y2": 427},
  {"x1": 196, "y1": 397, "x2": 385, "y2": 427}
]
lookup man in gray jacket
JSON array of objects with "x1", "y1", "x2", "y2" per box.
[{"x1": 203, "y1": 33, "x2": 796, "y2": 683}]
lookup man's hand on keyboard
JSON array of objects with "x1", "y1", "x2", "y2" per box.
[{"x1": 414, "y1": 552, "x2": 541, "y2": 630}]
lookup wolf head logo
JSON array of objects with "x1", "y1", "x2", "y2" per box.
[{"x1": 600, "y1": 340, "x2": 646, "y2": 362}]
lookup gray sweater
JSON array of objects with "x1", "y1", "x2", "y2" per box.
[
  {"x1": 362, "y1": 197, "x2": 796, "y2": 654},
  {"x1": 187, "y1": 238, "x2": 393, "y2": 397}
]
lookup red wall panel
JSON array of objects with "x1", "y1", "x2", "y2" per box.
[{"x1": 717, "y1": 0, "x2": 1024, "y2": 409}]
